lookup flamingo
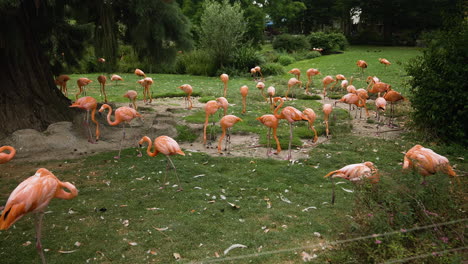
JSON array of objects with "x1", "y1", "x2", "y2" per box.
[
  {"x1": 375, "y1": 97, "x2": 387, "y2": 122},
  {"x1": 368, "y1": 81, "x2": 391, "y2": 97},
  {"x1": 55, "y1": 75, "x2": 70, "y2": 97},
  {"x1": 139, "y1": 136, "x2": 185, "y2": 191},
  {"x1": 322, "y1": 75, "x2": 334, "y2": 100},
  {"x1": 273, "y1": 97, "x2": 308, "y2": 160},
  {"x1": 341, "y1": 80, "x2": 349, "y2": 90},
  {"x1": 332, "y1": 74, "x2": 346, "y2": 89},
  {"x1": 216, "y1": 97, "x2": 229, "y2": 116},
  {"x1": 99, "y1": 104, "x2": 142, "y2": 159},
  {"x1": 218, "y1": 115, "x2": 242, "y2": 154},
  {"x1": 335, "y1": 93, "x2": 369, "y2": 119},
  {"x1": 75, "y1": 77, "x2": 92, "y2": 100},
  {"x1": 142, "y1": 77, "x2": 154, "y2": 103},
  {"x1": 305, "y1": 68, "x2": 320, "y2": 94},
  {"x1": 257, "y1": 114, "x2": 281, "y2": 156},
  {"x1": 403, "y1": 145, "x2": 459, "y2": 185},
  {"x1": 70, "y1": 96, "x2": 100, "y2": 143},
  {"x1": 111, "y1": 74, "x2": 124, "y2": 86},
  {"x1": 356, "y1": 88, "x2": 370, "y2": 117},
  {"x1": 356, "y1": 60, "x2": 368, "y2": 74},
  {"x1": 123, "y1": 90, "x2": 138, "y2": 110},
  {"x1": 0, "y1": 168, "x2": 78, "y2": 264},
  {"x1": 323, "y1": 104, "x2": 333, "y2": 138},
  {"x1": 285, "y1": 77, "x2": 302, "y2": 100},
  {"x1": 379, "y1": 58, "x2": 391, "y2": 67},
  {"x1": 98, "y1": 57, "x2": 106, "y2": 63},
  {"x1": 220, "y1": 73, "x2": 229, "y2": 97},
  {"x1": 366, "y1": 76, "x2": 380, "y2": 90},
  {"x1": 256, "y1": 81, "x2": 268, "y2": 102},
  {"x1": 288, "y1": 68, "x2": 301, "y2": 81},
  {"x1": 250, "y1": 68, "x2": 257, "y2": 80},
  {"x1": 178, "y1": 84, "x2": 193, "y2": 110},
  {"x1": 240, "y1": 85, "x2": 248, "y2": 114},
  {"x1": 135, "y1": 68, "x2": 146, "y2": 78},
  {"x1": 203, "y1": 100, "x2": 221, "y2": 145},
  {"x1": 267, "y1": 86, "x2": 276, "y2": 111},
  {"x1": 384, "y1": 88, "x2": 405, "y2": 125},
  {"x1": 303, "y1": 108, "x2": 319, "y2": 143},
  {"x1": 254, "y1": 66, "x2": 263, "y2": 81},
  {"x1": 0, "y1": 146, "x2": 16, "y2": 164},
  {"x1": 324, "y1": 162, "x2": 379, "y2": 204},
  {"x1": 97, "y1": 75, "x2": 108, "y2": 103}
]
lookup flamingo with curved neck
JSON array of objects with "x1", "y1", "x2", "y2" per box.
[{"x1": 0, "y1": 146, "x2": 16, "y2": 164}]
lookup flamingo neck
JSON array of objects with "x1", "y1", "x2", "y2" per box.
[
  {"x1": 56, "y1": 182, "x2": 79, "y2": 200},
  {"x1": 273, "y1": 99, "x2": 284, "y2": 118},
  {"x1": 142, "y1": 137, "x2": 158, "y2": 157},
  {"x1": 103, "y1": 105, "x2": 119, "y2": 126},
  {"x1": 0, "y1": 146, "x2": 15, "y2": 160}
]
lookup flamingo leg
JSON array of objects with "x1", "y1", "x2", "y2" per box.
[
  {"x1": 161, "y1": 159, "x2": 170, "y2": 189},
  {"x1": 128, "y1": 123, "x2": 142, "y2": 157},
  {"x1": 266, "y1": 127, "x2": 271, "y2": 157},
  {"x1": 325, "y1": 120, "x2": 330, "y2": 138},
  {"x1": 167, "y1": 156, "x2": 183, "y2": 191},
  {"x1": 102, "y1": 85, "x2": 107, "y2": 103},
  {"x1": 330, "y1": 177, "x2": 336, "y2": 205},
  {"x1": 85, "y1": 110, "x2": 96, "y2": 144},
  {"x1": 35, "y1": 212, "x2": 47, "y2": 264},
  {"x1": 286, "y1": 122, "x2": 293, "y2": 160},
  {"x1": 115, "y1": 124, "x2": 125, "y2": 159},
  {"x1": 272, "y1": 127, "x2": 281, "y2": 154},
  {"x1": 226, "y1": 128, "x2": 231, "y2": 154},
  {"x1": 269, "y1": 96, "x2": 274, "y2": 112}
]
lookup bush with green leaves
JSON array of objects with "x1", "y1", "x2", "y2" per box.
[
  {"x1": 261, "y1": 62, "x2": 286, "y2": 76},
  {"x1": 272, "y1": 34, "x2": 310, "y2": 53},
  {"x1": 405, "y1": 26, "x2": 467, "y2": 145},
  {"x1": 277, "y1": 54, "x2": 295, "y2": 66},
  {"x1": 180, "y1": 49, "x2": 217, "y2": 76},
  {"x1": 223, "y1": 45, "x2": 265, "y2": 76},
  {"x1": 308, "y1": 32, "x2": 348, "y2": 53}
]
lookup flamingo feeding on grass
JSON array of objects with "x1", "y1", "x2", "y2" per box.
[
  {"x1": 273, "y1": 97, "x2": 308, "y2": 160},
  {"x1": 0, "y1": 146, "x2": 16, "y2": 164},
  {"x1": 218, "y1": 115, "x2": 242, "y2": 154},
  {"x1": 357, "y1": 60, "x2": 368, "y2": 74},
  {"x1": 256, "y1": 81, "x2": 268, "y2": 102},
  {"x1": 220, "y1": 73, "x2": 229, "y2": 97},
  {"x1": 240, "y1": 85, "x2": 249, "y2": 114},
  {"x1": 267, "y1": 86, "x2": 275, "y2": 111},
  {"x1": 375, "y1": 97, "x2": 387, "y2": 122},
  {"x1": 323, "y1": 104, "x2": 333, "y2": 138},
  {"x1": 142, "y1": 77, "x2": 153, "y2": 104},
  {"x1": 139, "y1": 136, "x2": 185, "y2": 191},
  {"x1": 135, "y1": 68, "x2": 146, "y2": 78},
  {"x1": 303, "y1": 108, "x2": 318, "y2": 143},
  {"x1": 255, "y1": 66, "x2": 263, "y2": 80},
  {"x1": 99, "y1": 104, "x2": 142, "y2": 159},
  {"x1": 403, "y1": 145, "x2": 459, "y2": 185},
  {"x1": 111, "y1": 74, "x2": 123, "y2": 86},
  {"x1": 55, "y1": 75, "x2": 70, "y2": 97},
  {"x1": 70, "y1": 96, "x2": 100, "y2": 143},
  {"x1": 322, "y1": 75, "x2": 334, "y2": 100},
  {"x1": 335, "y1": 93, "x2": 369, "y2": 119},
  {"x1": 203, "y1": 100, "x2": 221, "y2": 145},
  {"x1": 257, "y1": 114, "x2": 281, "y2": 156},
  {"x1": 0, "y1": 168, "x2": 78, "y2": 264},
  {"x1": 97, "y1": 75, "x2": 108, "y2": 102},
  {"x1": 306, "y1": 68, "x2": 320, "y2": 94},
  {"x1": 285, "y1": 78, "x2": 302, "y2": 100},
  {"x1": 324, "y1": 162, "x2": 379, "y2": 204},
  {"x1": 216, "y1": 97, "x2": 229, "y2": 116},
  {"x1": 288, "y1": 68, "x2": 301, "y2": 81},
  {"x1": 75, "y1": 77, "x2": 92, "y2": 100},
  {"x1": 178, "y1": 84, "x2": 193, "y2": 110},
  {"x1": 379, "y1": 58, "x2": 391, "y2": 67},
  {"x1": 123, "y1": 90, "x2": 138, "y2": 110},
  {"x1": 332, "y1": 74, "x2": 346, "y2": 89}
]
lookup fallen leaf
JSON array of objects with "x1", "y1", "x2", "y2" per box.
[
  {"x1": 147, "y1": 250, "x2": 157, "y2": 255},
  {"x1": 22, "y1": 241, "x2": 32, "y2": 246},
  {"x1": 146, "y1": 207, "x2": 161, "y2": 211},
  {"x1": 280, "y1": 193, "x2": 292, "y2": 204},
  {"x1": 313, "y1": 232, "x2": 322, "y2": 238},
  {"x1": 59, "y1": 250, "x2": 77, "y2": 254},
  {"x1": 155, "y1": 227, "x2": 168, "y2": 231},
  {"x1": 173, "y1": 252, "x2": 181, "y2": 260},
  {"x1": 74, "y1": 241, "x2": 81, "y2": 247},
  {"x1": 122, "y1": 220, "x2": 129, "y2": 227},
  {"x1": 215, "y1": 252, "x2": 220, "y2": 258},
  {"x1": 227, "y1": 202, "x2": 240, "y2": 209},
  {"x1": 223, "y1": 244, "x2": 247, "y2": 255},
  {"x1": 119, "y1": 205, "x2": 128, "y2": 207},
  {"x1": 302, "y1": 206, "x2": 317, "y2": 212},
  {"x1": 301, "y1": 251, "x2": 317, "y2": 262},
  {"x1": 128, "y1": 242, "x2": 138, "y2": 246},
  {"x1": 193, "y1": 174, "x2": 205, "y2": 178},
  {"x1": 341, "y1": 187, "x2": 354, "y2": 193}
]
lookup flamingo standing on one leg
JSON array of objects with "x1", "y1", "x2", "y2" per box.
[
  {"x1": 303, "y1": 108, "x2": 318, "y2": 143},
  {"x1": 0, "y1": 168, "x2": 78, "y2": 264},
  {"x1": 135, "y1": 68, "x2": 146, "y2": 78},
  {"x1": 216, "y1": 97, "x2": 229, "y2": 117},
  {"x1": 257, "y1": 114, "x2": 281, "y2": 156},
  {"x1": 218, "y1": 115, "x2": 242, "y2": 154},
  {"x1": 256, "y1": 82, "x2": 268, "y2": 102},
  {"x1": 323, "y1": 104, "x2": 333, "y2": 138},
  {"x1": 285, "y1": 78, "x2": 302, "y2": 100},
  {"x1": 403, "y1": 144, "x2": 459, "y2": 185},
  {"x1": 111, "y1": 74, "x2": 123, "y2": 86},
  {"x1": 0, "y1": 146, "x2": 16, "y2": 164},
  {"x1": 220, "y1": 73, "x2": 229, "y2": 98},
  {"x1": 267, "y1": 86, "x2": 275, "y2": 111},
  {"x1": 306, "y1": 68, "x2": 320, "y2": 94},
  {"x1": 203, "y1": 100, "x2": 221, "y2": 145},
  {"x1": 99, "y1": 104, "x2": 143, "y2": 159},
  {"x1": 76, "y1": 77, "x2": 92, "y2": 100},
  {"x1": 139, "y1": 136, "x2": 185, "y2": 191},
  {"x1": 324, "y1": 162, "x2": 379, "y2": 204},
  {"x1": 240, "y1": 85, "x2": 248, "y2": 114},
  {"x1": 178, "y1": 84, "x2": 193, "y2": 110},
  {"x1": 97, "y1": 75, "x2": 108, "y2": 103},
  {"x1": 70, "y1": 96, "x2": 100, "y2": 143},
  {"x1": 123, "y1": 90, "x2": 138, "y2": 110},
  {"x1": 55, "y1": 75, "x2": 70, "y2": 97},
  {"x1": 322, "y1": 75, "x2": 334, "y2": 100},
  {"x1": 273, "y1": 97, "x2": 308, "y2": 160}
]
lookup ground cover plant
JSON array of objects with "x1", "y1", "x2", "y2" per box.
[{"x1": 1, "y1": 46, "x2": 466, "y2": 263}]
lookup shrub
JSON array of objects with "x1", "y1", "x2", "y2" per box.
[
  {"x1": 290, "y1": 50, "x2": 322, "y2": 61},
  {"x1": 405, "y1": 26, "x2": 467, "y2": 145},
  {"x1": 277, "y1": 55, "x2": 295, "y2": 66},
  {"x1": 225, "y1": 45, "x2": 265, "y2": 76},
  {"x1": 308, "y1": 32, "x2": 348, "y2": 53},
  {"x1": 261, "y1": 63, "x2": 285, "y2": 76},
  {"x1": 272, "y1": 34, "x2": 310, "y2": 53},
  {"x1": 183, "y1": 50, "x2": 217, "y2": 76}
]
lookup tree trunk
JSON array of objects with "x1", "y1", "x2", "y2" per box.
[{"x1": 0, "y1": 2, "x2": 73, "y2": 138}]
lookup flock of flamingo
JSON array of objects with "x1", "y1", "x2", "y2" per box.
[{"x1": 0, "y1": 57, "x2": 460, "y2": 263}]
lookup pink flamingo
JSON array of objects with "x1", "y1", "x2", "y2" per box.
[
  {"x1": 375, "y1": 97, "x2": 387, "y2": 122},
  {"x1": 203, "y1": 100, "x2": 221, "y2": 145},
  {"x1": 220, "y1": 73, "x2": 229, "y2": 97},
  {"x1": 256, "y1": 81, "x2": 268, "y2": 102},
  {"x1": 240, "y1": 85, "x2": 249, "y2": 114},
  {"x1": 111, "y1": 74, "x2": 124, "y2": 86},
  {"x1": 70, "y1": 96, "x2": 100, "y2": 143},
  {"x1": 178, "y1": 84, "x2": 193, "y2": 110},
  {"x1": 216, "y1": 97, "x2": 229, "y2": 116},
  {"x1": 97, "y1": 75, "x2": 108, "y2": 103},
  {"x1": 218, "y1": 115, "x2": 242, "y2": 154},
  {"x1": 76, "y1": 77, "x2": 92, "y2": 99},
  {"x1": 323, "y1": 104, "x2": 333, "y2": 138},
  {"x1": 267, "y1": 86, "x2": 276, "y2": 111},
  {"x1": 123, "y1": 90, "x2": 138, "y2": 110},
  {"x1": 0, "y1": 146, "x2": 16, "y2": 164},
  {"x1": 257, "y1": 114, "x2": 281, "y2": 156},
  {"x1": 285, "y1": 78, "x2": 302, "y2": 100},
  {"x1": 306, "y1": 68, "x2": 320, "y2": 94},
  {"x1": 55, "y1": 75, "x2": 70, "y2": 97},
  {"x1": 322, "y1": 75, "x2": 334, "y2": 100},
  {"x1": 303, "y1": 108, "x2": 318, "y2": 143}
]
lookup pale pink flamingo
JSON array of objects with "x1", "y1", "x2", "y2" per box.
[
  {"x1": 220, "y1": 73, "x2": 229, "y2": 97},
  {"x1": 135, "y1": 68, "x2": 146, "y2": 78},
  {"x1": 178, "y1": 84, "x2": 193, "y2": 110},
  {"x1": 322, "y1": 75, "x2": 334, "y2": 100},
  {"x1": 323, "y1": 104, "x2": 333, "y2": 138},
  {"x1": 123, "y1": 90, "x2": 138, "y2": 110},
  {"x1": 303, "y1": 108, "x2": 318, "y2": 143},
  {"x1": 216, "y1": 97, "x2": 229, "y2": 116},
  {"x1": 218, "y1": 115, "x2": 242, "y2": 154},
  {"x1": 267, "y1": 86, "x2": 276, "y2": 111},
  {"x1": 203, "y1": 100, "x2": 221, "y2": 145},
  {"x1": 375, "y1": 97, "x2": 387, "y2": 122},
  {"x1": 256, "y1": 81, "x2": 268, "y2": 102},
  {"x1": 111, "y1": 74, "x2": 124, "y2": 86},
  {"x1": 306, "y1": 68, "x2": 320, "y2": 94},
  {"x1": 257, "y1": 114, "x2": 281, "y2": 156},
  {"x1": 240, "y1": 85, "x2": 248, "y2": 114},
  {"x1": 70, "y1": 96, "x2": 100, "y2": 143},
  {"x1": 285, "y1": 78, "x2": 302, "y2": 100}
]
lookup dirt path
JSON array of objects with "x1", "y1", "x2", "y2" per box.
[{"x1": 0, "y1": 95, "x2": 404, "y2": 163}]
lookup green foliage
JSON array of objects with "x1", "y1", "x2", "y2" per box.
[
  {"x1": 222, "y1": 45, "x2": 265, "y2": 77},
  {"x1": 261, "y1": 62, "x2": 286, "y2": 76},
  {"x1": 242, "y1": 4, "x2": 266, "y2": 47},
  {"x1": 198, "y1": 0, "x2": 246, "y2": 68},
  {"x1": 405, "y1": 26, "x2": 468, "y2": 145},
  {"x1": 180, "y1": 50, "x2": 217, "y2": 76},
  {"x1": 272, "y1": 34, "x2": 310, "y2": 53},
  {"x1": 175, "y1": 125, "x2": 198, "y2": 142},
  {"x1": 308, "y1": 32, "x2": 348, "y2": 53},
  {"x1": 277, "y1": 55, "x2": 296, "y2": 66}
]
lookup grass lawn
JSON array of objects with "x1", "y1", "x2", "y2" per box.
[{"x1": 1, "y1": 46, "x2": 466, "y2": 263}]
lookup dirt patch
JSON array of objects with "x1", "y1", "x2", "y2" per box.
[{"x1": 0, "y1": 95, "x2": 405, "y2": 164}]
